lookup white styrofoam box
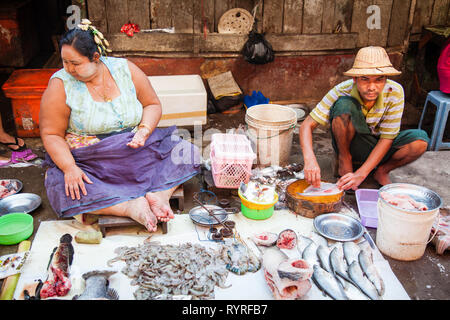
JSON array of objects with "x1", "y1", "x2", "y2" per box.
[{"x1": 148, "y1": 75, "x2": 207, "y2": 127}]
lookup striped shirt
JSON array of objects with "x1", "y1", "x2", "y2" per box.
[{"x1": 310, "y1": 79, "x2": 404, "y2": 139}]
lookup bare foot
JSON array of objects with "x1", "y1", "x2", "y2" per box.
[
  {"x1": 126, "y1": 197, "x2": 158, "y2": 232},
  {"x1": 338, "y1": 154, "x2": 353, "y2": 177},
  {"x1": 373, "y1": 168, "x2": 392, "y2": 186},
  {"x1": 145, "y1": 192, "x2": 174, "y2": 222}
]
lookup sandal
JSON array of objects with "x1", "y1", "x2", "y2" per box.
[{"x1": 0, "y1": 136, "x2": 27, "y2": 152}]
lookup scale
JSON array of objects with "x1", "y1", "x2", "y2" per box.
[{"x1": 189, "y1": 190, "x2": 238, "y2": 241}]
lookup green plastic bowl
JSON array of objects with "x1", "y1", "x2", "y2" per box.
[
  {"x1": 0, "y1": 213, "x2": 33, "y2": 245},
  {"x1": 241, "y1": 203, "x2": 274, "y2": 220}
]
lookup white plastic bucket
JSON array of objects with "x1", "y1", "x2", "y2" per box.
[
  {"x1": 245, "y1": 104, "x2": 297, "y2": 167},
  {"x1": 376, "y1": 184, "x2": 442, "y2": 261}
]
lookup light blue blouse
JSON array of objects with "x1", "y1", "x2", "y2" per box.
[{"x1": 50, "y1": 57, "x2": 143, "y2": 135}]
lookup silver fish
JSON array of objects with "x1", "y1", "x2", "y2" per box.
[
  {"x1": 302, "y1": 242, "x2": 319, "y2": 266},
  {"x1": 343, "y1": 241, "x2": 361, "y2": 266},
  {"x1": 297, "y1": 235, "x2": 313, "y2": 256},
  {"x1": 329, "y1": 245, "x2": 353, "y2": 289},
  {"x1": 343, "y1": 282, "x2": 370, "y2": 300},
  {"x1": 348, "y1": 261, "x2": 380, "y2": 300},
  {"x1": 73, "y1": 270, "x2": 119, "y2": 300},
  {"x1": 358, "y1": 250, "x2": 385, "y2": 297},
  {"x1": 317, "y1": 245, "x2": 332, "y2": 274},
  {"x1": 311, "y1": 231, "x2": 329, "y2": 248},
  {"x1": 312, "y1": 265, "x2": 348, "y2": 300}
]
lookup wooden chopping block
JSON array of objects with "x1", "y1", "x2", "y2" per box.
[{"x1": 285, "y1": 179, "x2": 344, "y2": 218}]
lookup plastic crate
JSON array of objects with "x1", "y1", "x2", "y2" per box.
[
  {"x1": 355, "y1": 189, "x2": 379, "y2": 228},
  {"x1": 210, "y1": 133, "x2": 256, "y2": 189}
]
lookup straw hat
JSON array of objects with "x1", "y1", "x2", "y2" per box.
[{"x1": 343, "y1": 46, "x2": 401, "y2": 77}]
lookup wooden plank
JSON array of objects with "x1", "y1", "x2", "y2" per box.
[
  {"x1": 215, "y1": 0, "x2": 236, "y2": 32},
  {"x1": 334, "y1": 0, "x2": 354, "y2": 33},
  {"x1": 108, "y1": 32, "x2": 358, "y2": 53},
  {"x1": 236, "y1": 0, "x2": 255, "y2": 13},
  {"x1": 431, "y1": 0, "x2": 450, "y2": 25},
  {"x1": 368, "y1": 0, "x2": 393, "y2": 47},
  {"x1": 322, "y1": 0, "x2": 336, "y2": 33},
  {"x1": 387, "y1": 0, "x2": 412, "y2": 47},
  {"x1": 127, "y1": 0, "x2": 150, "y2": 30},
  {"x1": 150, "y1": 0, "x2": 173, "y2": 29},
  {"x1": 108, "y1": 33, "x2": 194, "y2": 52},
  {"x1": 412, "y1": 0, "x2": 434, "y2": 34},
  {"x1": 283, "y1": 0, "x2": 304, "y2": 34},
  {"x1": 172, "y1": 0, "x2": 194, "y2": 33},
  {"x1": 87, "y1": 0, "x2": 108, "y2": 33},
  {"x1": 105, "y1": 0, "x2": 128, "y2": 33},
  {"x1": 267, "y1": 33, "x2": 358, "y2": 51},
  {"x1": 351, "y1": 0, "x2": 370, "y2": 47},
  {"x1": 194, "y1": 0, "x2": 215, "y2": 33},
  {"x1": 263, "y1": 0, "x2": 284, "y2": 33},
  {"x1": 303, "y1": 0, "x2": 323, "y2": 34}
]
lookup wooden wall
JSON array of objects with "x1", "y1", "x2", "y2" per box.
[{"x1": 86, "y1": 0, "x2": 448, "y2": 55}]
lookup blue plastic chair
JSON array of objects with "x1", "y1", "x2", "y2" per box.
[{"x1": 418, "y1": 91, "x2": 450, "y2": 150}]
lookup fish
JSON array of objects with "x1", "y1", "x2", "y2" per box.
[
  {"x1": 40, "y1": 234, "x2": 74, "y2": 299},
  {"x1": 358, "y1": 250, "x2": 385, "y2": 297},
  {"x1": 312, "y1": 265, "x2": 348, "y2": 300},
  {"x1": 251, "y1": 232, "x2": 278, "y2": 247},
  {"x1": 317, "y1": 245, "x2": 333, "y2": 274},
  {"x1": 262, "y1": 247, "x2": 312, "y2": 300},
  {"x1": 348, "y1": 261, "x2": 380, "y2": 300},
  {"x1": 276, "y1": 229, "x2": 298, "y2": 250},
  {"x1": 329, "y1": 245, "x2": 353, "y2": 289},
  {"x1": 277, "y1": 258, "x2": 313, "y2": 281},
  {"x1": 73, "y1": 270, "x2": 119, "y2": 300},
  {"x1": 302, "y1": 242, "x2": 319, "y2": 267},
  {"x1": 297, "y1": 235, "x2": 313, "y2": 255},
  {"x1": 343, "y1": 241, "x2": 361, "y2": 266},
  {"x1": 310, "y1": 231, "x2": 329, "y2": 248}
]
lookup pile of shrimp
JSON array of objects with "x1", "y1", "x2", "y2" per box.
[{"x1": 107, "y1": 241, "x2": 230, "y2": 300}]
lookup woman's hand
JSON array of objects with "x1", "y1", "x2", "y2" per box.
[
  {"x1": 304, "y1": 157, "x2": 321, "y2": 188},
  {"x1": 336, "y1": 171, "x2": 367, "y2": 191},
  {"x1": 127, "y1": 127, "x2": 151, "y2": 149},
  {"x1": 64, "y1": 165, "x2": 93, "y2": 200}
]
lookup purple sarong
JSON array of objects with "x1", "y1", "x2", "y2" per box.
[{"x1": 44, "y1": 126, "x2": 201, "y2": 217}]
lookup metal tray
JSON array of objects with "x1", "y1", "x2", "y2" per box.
[
  {"x1": 189, "y1": 204, "x2": 228, "y2": 227},
  {"x1": 0, "y1": 193, "x2": 42, "y2": 216},
  {"x1": 0, "y1": 179, "x2": 23, "y2": 199},
  {"x1": 313, "y1": 213, "x2": 364, "y2": 242},
  {"x1": 378, "y1": 183, "x2": 442, "y2": 213}
]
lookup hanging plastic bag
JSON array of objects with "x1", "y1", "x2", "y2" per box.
[{"x1": 241, "y1": 22, "x2": 274, "y2": 65}]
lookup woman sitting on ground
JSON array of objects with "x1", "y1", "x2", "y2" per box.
[{"x1": 40, "y1": 20, "x2": 200, "y2": 231}]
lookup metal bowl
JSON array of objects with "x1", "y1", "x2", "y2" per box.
[
  {"x1": 378, "y1": 183, "x2": 442, "y2": 213},
  {"x1": 0, "y1": 193, "x2": 42, "y2": 216},
  {"x1": 313, "y1": 213, "x2": 364, "y2": 242},
  {"x1": 189, "y1": 205, "x2": 228, "y2": 227},
  {"x1": 0, "y1": 179, "x2": 23, "y2": 199}
]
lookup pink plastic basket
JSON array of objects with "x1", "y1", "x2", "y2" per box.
[
  {"x1": 210, "y1": 133, "x2": 256, "y2": 189},
  {"x1": 355, "y1": 189, "x2": 380, "y2": 228}
]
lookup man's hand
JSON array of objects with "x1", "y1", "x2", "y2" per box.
[
  {"x1": 64, "y1": 165, "x2": 93, "y2": 200},
  {"x1": 304, "y1": 158, "x2": 321, "y2": 188},
  {"x1": 336, "y1": 171, "x2": 367, "y2": 191}
]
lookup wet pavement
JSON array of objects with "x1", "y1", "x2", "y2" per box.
[{"x1": 0, "y1": 108, "x2": 448, "y2": 300}]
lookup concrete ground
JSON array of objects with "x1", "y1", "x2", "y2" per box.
[{"x1": 0, "y1": 108, "x2": 448, "y2": 300}]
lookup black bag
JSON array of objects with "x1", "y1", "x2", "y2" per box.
[{"x1": 241, "y1": 30, "x2": 274, "y2": 65}]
